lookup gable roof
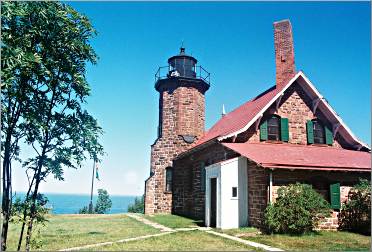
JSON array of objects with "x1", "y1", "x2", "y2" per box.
[
  {"x1": 222, "y1": 142, "x2": 371, "y2": 172},
  {"x1": 193, "y1": 71, "x2": 369, "y2": 151}
]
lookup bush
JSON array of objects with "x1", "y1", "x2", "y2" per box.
[
  {"x1": 94, "y1": 189, "x2": 112, "y2": 214},
  {"x1": 78, "y1": 206, "x2": 89, "y2": 214},
  {"x1": 127, "y1": 195, "x2": 144, "y2": 213},
  {"x1": 263, "y1": 183, "x2": 331, "y2": 234},
  {"x1": 339, "y1": 179, "x2": 371, "y2": 235}
]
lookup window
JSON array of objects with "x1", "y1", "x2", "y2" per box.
[
  {"x1": 165, "y1": 167, "x2": 172, "y2": 192},
  {"x1": 260, "y1": 116, "x2": 289, "y2": 142},
  {"x1": 232, "y1": 187, "x2": 238, "y2": 198},
  {"x1": 200, "y1": 162, "x2": 206, "y2": 191},
  {"x1": 313, "y1": 120, "x2": 325, "y2": 144},
  {"x1": 307, "y1": 119, "x2": 334, "y2": 145},
  {"x1": 267, "y1": 116, "x2": 281, "y2": 141}
]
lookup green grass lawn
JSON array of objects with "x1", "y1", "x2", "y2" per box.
[
  {"x1": 8, "y1": 213, "x2": 370, "y2": 251},
  {"x1": 219, "y1": 228, "x2": 371, "y2": 251},
  {"x1": 7, "y1": 214, "x2": 159, "y2": 251},
  {"x1": 142, "y1": 214, "x2": 203, "y2": 228},
  {"x1": 91, "y1": 230, "x2": 258, "y2": 251}
]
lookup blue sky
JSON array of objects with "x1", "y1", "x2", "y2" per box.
[{"x1": 13, "y1": 2, "x2": 371, "y2": 196}]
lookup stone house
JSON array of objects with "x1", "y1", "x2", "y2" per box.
[{"x1": 144, "y1": 19, "x2": 371, "y2": 230}]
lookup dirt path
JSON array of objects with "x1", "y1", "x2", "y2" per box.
[
  {"x1": 206, "y1": 230, "x2": 284, "y2": 251},
  {"x1": 59, "y1": 232, "x2": 175, "y2": 251},
  {"x1": 126, "y1": 213, "x2": 174, "y2": 232}
]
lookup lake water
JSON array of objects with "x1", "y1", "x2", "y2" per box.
[{"x1": 13, "y1": 192, "x2": 138, "y2": 214}]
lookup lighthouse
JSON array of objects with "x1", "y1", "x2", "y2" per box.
[{"x1": 144, "y1": 47, "x2": 210, "y2": 214}]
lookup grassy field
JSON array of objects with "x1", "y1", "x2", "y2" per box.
[
  {"x1": 219, "y1": 228, "x2": 371, "y2": 251},
  {"x1": 8, "y1": 214, "x2": 158, "y2": 251},
  {"x1": 7, "y1": 213, "x2": 370, "y2": 251},
  {"x1": 142, "y1": 214, "x2": 203, "y2": 228},
  {"x1": 91, "y1": 230, "x2": 258, "y2": 251}
]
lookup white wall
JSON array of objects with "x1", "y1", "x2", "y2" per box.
[
  {"x1": 238, "y1": 157, "x2": 248, "y2": 226},
  {"x1": 205, "y1": 157, "x2": 248, "y2": 229}
]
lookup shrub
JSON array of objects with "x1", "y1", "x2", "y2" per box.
[
  {"x1": 127, "y1": 195, "x2": 144, "y2": 213},
  {"x1": 263, "y1": 183, "x2": 331, "y2": 234},
  {"x1": 339, "y1": 179, "x2": 371, "y2": 235},
  {"x1": 78, "y1": 206, "x2": 89, "y2": 214}
]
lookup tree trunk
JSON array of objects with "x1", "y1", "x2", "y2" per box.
[
  {"x1": 1, "y1": 139, "x2": 12, "y2": 251},
  {"x1": 24, "y1": 153, "x2": 44, "y2": 252},
  {"x1": 25, "y1": 182, "x2": 39, "y2": 252},
  {"x1": 17, "y1": 186, "x2": 33, "y2": 251}
]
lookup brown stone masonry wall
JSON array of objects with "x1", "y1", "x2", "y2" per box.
[
  {"x1": 177, "y1": 87, "x2": 205, "y2": 137},
  {"x1": 247, "y1": 162, "x2": 269, "y2": 228},
  {"x1": 172, "y1": 143, "x2": 239, "y2": 219}
]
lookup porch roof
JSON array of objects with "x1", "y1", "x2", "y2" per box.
[{"x1": 222, "y1": 142, "x2": 371, "y2": 172}]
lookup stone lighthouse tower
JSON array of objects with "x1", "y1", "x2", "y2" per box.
[{"x1": 144, "y1": 47, "x2": 210, "y2": 214}]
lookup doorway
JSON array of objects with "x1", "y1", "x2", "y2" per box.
[{"x1": 210, "y1": 178, "x2": 217, "y2": 227}]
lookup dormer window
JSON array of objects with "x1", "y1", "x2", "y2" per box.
[
  {"x1": 267, "y1": 116, "x2": 281, "y2": 141},
  {"x1": 260, "y1": 115, "x2": 289, "y2": 142},
  {"x1": 313, "y1": 120, "x2": 325, "y2": 144},
  {"x1": 307, "y1": 119, "x2": 333, "y2": 145}
]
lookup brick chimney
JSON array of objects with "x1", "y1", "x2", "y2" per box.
[{"x1": 274, "y1": 19, "x2": 296, "y2": 87}]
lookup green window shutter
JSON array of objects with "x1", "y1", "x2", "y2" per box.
[
  {"x1": 306, "y1": 120, "x2": 314, "y2": 144},
  {"x1": 280, "y1": 118, "x2": 289, "y2": 142},
  {"x1": 260, "y1": 120, "x2": 268, "y2": 141},
  {"x1": 325, "y1": 126, "x2": 334, "y2": 145},
  {"x1": 330, "y1": 183, "x2": 341, "y2": 209}
]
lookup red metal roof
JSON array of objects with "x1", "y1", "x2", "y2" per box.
[
  {"x1": 222, "y1": 142, "x2": 371, "y2": 171},
  {"x1": 195, "y1": 84, "x2": 285, "y2": 146}
]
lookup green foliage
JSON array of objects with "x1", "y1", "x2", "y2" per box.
[
  {"x1": 263, "y1": 183, "x2": 331, "y2": 234},
  {"x1": 10, "y1": 194, "x2": 50, "y2": 249},
  {"x1": 11, "y1": 194, "x2": 50, "y2": 225},
  {"x1": 127, "y1": 195, "x2": 144, "y2": 213},
  {"x1": 78, "y1": 206, "x2": 89, "y2": 214},
  {"x1": 339, "y1": 179, "x2": 371, "y2": 235},
  {"x1": 94, "y1": 189, "x2": 112, "y2": 214}
]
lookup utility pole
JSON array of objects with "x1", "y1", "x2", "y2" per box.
[{"x1": 88, "y1": 160, "x2": 95, "y2": 213}]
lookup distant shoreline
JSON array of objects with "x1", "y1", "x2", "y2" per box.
[
  {"x1": 12, "y1": 191, "x2": 141, "y2": 197},
  {"x1": 11, "y1": 192, "x2": 138, "y2": 214}
]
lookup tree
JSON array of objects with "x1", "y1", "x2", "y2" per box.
[
  {"x1": 94, "y1": 189, "x2": 112, "y2": 214},
  {"x1": 127, "y1": 195, "x2": 144, "y2": 213},
  {"x1": 1, "y1": 2, "x2": 104, "y2": 251},
  {"x1": 1, "y1": 2, "x2": 41, "y2": 249},
  {"x1": 263, "y1": 183, "x2": 331, "y2": 234}
]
